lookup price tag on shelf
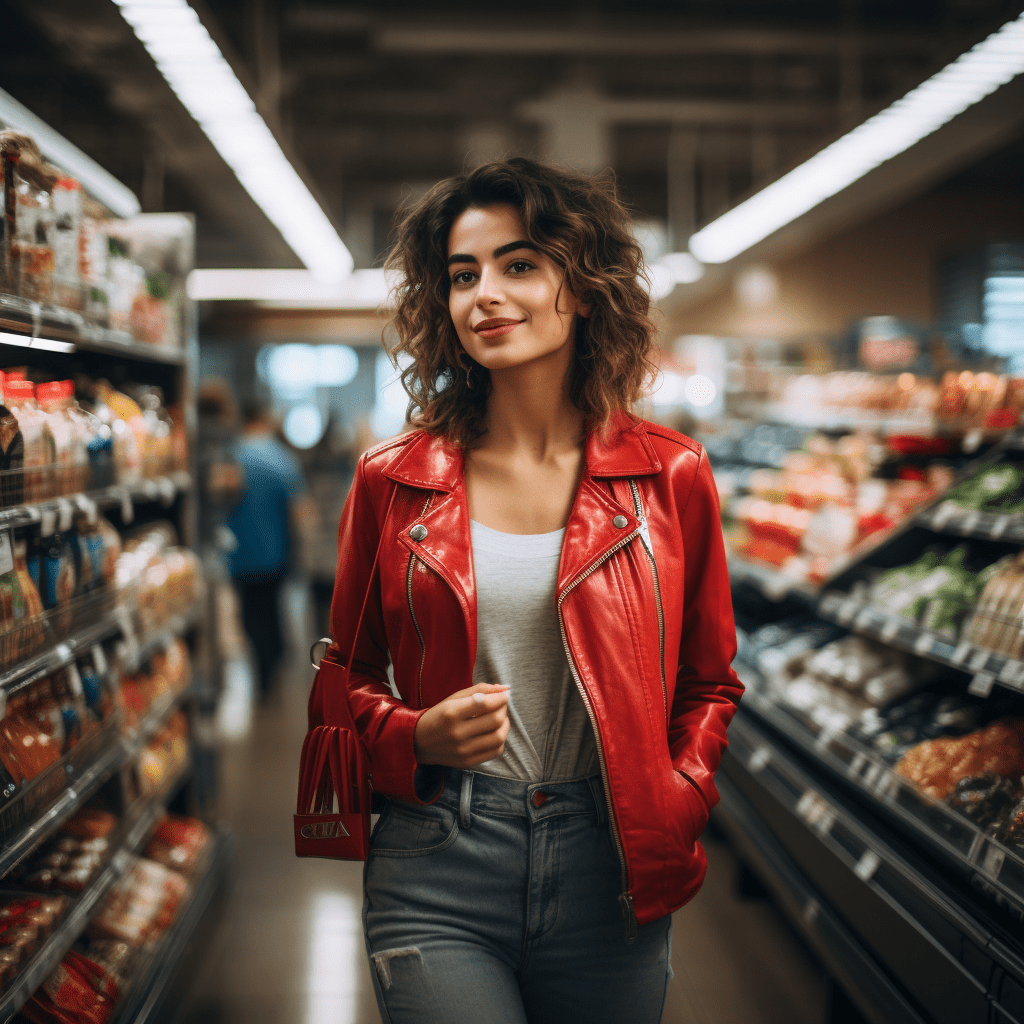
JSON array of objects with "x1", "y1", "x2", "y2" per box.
[
  {"x1": 968, "y1": 648, "x2": 990, "y2": 672},
  {"x1": 998, "y1": 660, "x2": 1024, "y2": 685},
  {"x1": 74, "y1": 494, "x2": 98, "y2": 526},
  {"x1": 990, "y1": 516, "x2": 1008, "y2": 539},
  {"x1": 968, "y1": 672, "x2": 995, "y2": 698},
  {"x1": 56, "y1": 499, "x2": 73, "y2": 533},
  {"x1": 854, "y1": 608, "x2": 873, "y2": 631},
  {"x1": 854, "y1": 849, "x2": 881, "y2": 883},
  {"x1": 962, "y1": 511, "x2": 981, "y2": 533},
  {"x1": 837, "y1": 600, "x2": 856, "y2": 625},
  {"x1": 91, "y1": 644, "x2": 108, "y2": 678},
  {"x1": 0, "y1": 531, "x2": 13, "y2": 576},
  {"x1": 39, "y1": 508, "x2": 56, "y2": 538},
  {"x1": 862, "y1": 762, "x2": 882, "y2": 791},
  {"x1": 815, "y1": 809, "x2": 835, "y2": 836},
  {"x1": 747, "y1": 746, "x2": 771, "y2": 773},
  {"x1": 848, "y1": 752, "x2": 867, "y2": 779},
  {"x1": 951, "y1": 642, "x2": 972, "y2": 665},
  {"x1": 119, "y1": 488, "x2": 134, "y2": 525},
  {"x1": 913, "y1": 632, "x2": 934, "y2": 656},
  {"x1": 814, "y1": 727, "x2": 838, "y2": 752},
  {"x1": 982, "y1": 844, "x2": 1005, "y2": 881},
  {"x1": 880, "y1": 617, "x2": 900, "y2": 642},
  {"x1": 931, "y1": 502, "x2": 955, "y2": 528},
  {"x1": 796, "y1": 789, "x2": 818, "y2": 820},
  {"x1": 22, "y1": 505, "x2": 40, "y2": 524},
  {"x1": 67, "y1": 662, "x2": 84, "y2": 697},
  {"x1": 157, "y1": 477, "x2": 176, "y2": 506}
]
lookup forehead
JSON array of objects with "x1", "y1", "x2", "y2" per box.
[{"x1": 448, "y1": 204, "x2": 526, "y2": 257}]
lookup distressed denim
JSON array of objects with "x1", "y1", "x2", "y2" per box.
[{"x1": 362, "y1": 769, "x2": 673, "y2": 1024}]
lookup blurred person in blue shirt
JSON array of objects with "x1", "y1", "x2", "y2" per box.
[{"x1": 227, "y1": 398, "x2": 316, "y2": 701}]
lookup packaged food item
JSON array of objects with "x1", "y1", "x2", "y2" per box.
[
  {"x1": 88, "y1": 856, "x2": 187, "y2": 945},
  {"x1": 3, "y1": 380, "x2": 56, "y2": 502},
  {"x1": 36, "y1": 381, "x2": 89, "y2": 495},
  {"x1": 90, "y1": 382, "x2": 142, "y2": 483},
  {"x1": 68, "y1": 387, "x2": 114, "y2": 492},
  {"x1": 75, "y1": 656, "x2": 108, "y2": 723},
  {"x1": 79, "y1": 198, "x2": 110, "y2": 325},
  {"x1": 92, "y1": 516, "x2": 121, "y2": 587},
  {"x1": 23, "y1": 949, "x2": 116, "y2": 1024},
  {"x1": 0, "y1": 692, "x2": 60, "y2": 782},
  {"x1": 28, "y1": 677, "x2": 66, "y2": 754},
  {"x1": 0, "y1": 372, "x2": 25, "y2": 509},
  {"x1": 51, "y1": 176, "x2": 82, "y2": 310},
  {"x1": 144, "y1": 814, "x2": 209, "y2": 874},
  {"x1": 0, "y1": 535, "x2": 46, "y2": 661},
  {"x1": 40, "y1": 531, "x2": 77, "y2": 633}
]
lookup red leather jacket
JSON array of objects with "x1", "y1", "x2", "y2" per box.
[{"x1": 330, "y1": 412, "x2": 743, "y2": 934}]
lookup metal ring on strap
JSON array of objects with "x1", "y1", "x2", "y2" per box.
[{"x1": 310, "y1": 637, "x2": 333, "y2": 670}]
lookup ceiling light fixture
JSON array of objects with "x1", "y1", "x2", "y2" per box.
[
  {"x1": 112, "y1": 0, "x2": 352, "y2": 282},
  {"x1": 689, "y1": 13, "x2": 1024, "y2": 264},
  {"x1": 187, "y1": 267, "x2": 393, "y2": 307}
]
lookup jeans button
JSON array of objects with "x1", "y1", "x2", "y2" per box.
[{"x1": 532, "y1": 790, "x2": 548, "y2": 808}]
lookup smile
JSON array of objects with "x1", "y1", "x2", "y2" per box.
[{"x1": 473, "y1": 318, "x2": 524, "y2": 339}]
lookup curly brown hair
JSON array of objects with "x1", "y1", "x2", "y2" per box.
[{"x1": 384, "y1": 158, "x2": 657, "y2": 448}]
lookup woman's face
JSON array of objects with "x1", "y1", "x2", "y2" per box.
[{"x1": 447, "y1": 204, "x2": 586, "y2": 375}]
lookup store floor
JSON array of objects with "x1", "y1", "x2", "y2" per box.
[{"x1": 176, "y1": 593, "x2": 828, "y2": 1024}]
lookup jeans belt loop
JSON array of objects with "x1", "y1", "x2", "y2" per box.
[
  {"x1": 587, "y1": 776, "x2": 606, "y2": 827},
  {"x1": 459, "y1": 771, "x2": 474, "y2": 829}
]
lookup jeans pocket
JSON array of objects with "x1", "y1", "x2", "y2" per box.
[{"x1": 370, "y1": 800, "x2": 459, "y2": 858}]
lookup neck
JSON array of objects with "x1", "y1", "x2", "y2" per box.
[{"x1": 481, "y1": 348, "x2": 583, "y2": 460}]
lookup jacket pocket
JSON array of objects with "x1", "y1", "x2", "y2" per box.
[
  {"x1": 662, "y1": 767, "x2": 710, "y2": 909},
  {"x1": 664, "y1": 767, "x2": 710, "y2": 847},
  {"x1": 370, "y1": 799, "x2": 459, "y2": 858}
]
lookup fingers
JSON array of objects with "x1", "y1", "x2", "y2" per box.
[{"x1": 447, "y1": 687, "x2": 509, "y2": 720}]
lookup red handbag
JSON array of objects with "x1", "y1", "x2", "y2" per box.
[{"x1": 294, "y1": 486, "x2": 396, "y2": 860}]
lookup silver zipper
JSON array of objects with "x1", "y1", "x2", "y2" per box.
[
  {"x1": 407, "y1": 494, "x2": 432, "y2": 707},
  {"x1": 557, "y1": 527, "x2": 641, "y2": 942},
  {"x1": 629, "y1": 479, "x2": 668, "y2": 723}
]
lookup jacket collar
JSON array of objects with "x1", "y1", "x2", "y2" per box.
[{"x1": 382, "y1": 411, "x2": 661, "y2": 492}]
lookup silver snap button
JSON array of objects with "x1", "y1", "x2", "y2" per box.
[
  {"x1": 612, "y1": 515, "x2": 628, "y2": 529},
  {"x1": 410, "y1": 524, "x2": 428, "y2": 541}
]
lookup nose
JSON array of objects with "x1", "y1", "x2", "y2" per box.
[{"x1": 475, "y1": 266, "x2": 504, "y2": 307}]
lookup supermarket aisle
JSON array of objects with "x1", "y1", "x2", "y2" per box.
[{"x1": 177, "y1": 652, "x2": 827, "y2": 1024}]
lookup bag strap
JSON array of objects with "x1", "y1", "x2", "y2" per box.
[{"x1": 324, "y1": 481, "x2": 400, "y2": 723}]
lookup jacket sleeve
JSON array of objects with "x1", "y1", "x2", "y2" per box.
[
  {"x1": 329, "y1": 455, "x2": 432, "y2": 804},
  {"x1": 668, "y1": 449, "x2": 744, "y2": 812}
]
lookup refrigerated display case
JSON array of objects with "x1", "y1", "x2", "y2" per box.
[{"x1": 659, "y1": 324, "x2": 1024, "y2": 1024}]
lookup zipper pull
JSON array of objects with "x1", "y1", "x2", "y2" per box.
[
  {"x1": 636, "y1": 512, "x2": 654, "y2": 560},
  {"x1": 619, "y1": 891, "x2": 638, "y2": 943}
]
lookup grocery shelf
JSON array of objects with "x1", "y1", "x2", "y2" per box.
[
  {"x1": 916, "y1": 500, "x2": 1024, "y2": 543},
  {"x1": 0, "y1": 683, "x2": 192, "y2": 880},
  {"x1": 0, "y1": 756, "x2": 193, "y2": 1024},
  {"x1": 721, "y1": 711, "x2": 1024, "y2": 1024},
  {"x1": 118, "y1": 607, "x2": 204, "y2": 675},
  {"x1": 0, "y1": 473, "x2": 193, "y2": 532},
  {"x1": 714, "y1": 770, "x2": 929, "y2": 1024},
  {"x1": 0, "y1": 609, "x2": 122, "y2": 694},
  {"x1": 727, "y1": 553, "x2": 818, "y2": 601},
  {"x1": 0, "y1": 294, "x2": 186, "y2": 366},
  {"x1": 817, "y1": 590, "x2": 1024, "y2": 698},
  {"x1": 737, "y1": 677, "x2": 1024, "y2": 921},
  {"x1": 110, "y1": 827, "x2": 232, "y2": 1024}
]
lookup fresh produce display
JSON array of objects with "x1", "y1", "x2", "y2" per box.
[
  {"x1": 942, "y1": 461, "x2": 1024, "y2": 513},
  {"x1": 895, "y1": 718, "x2": 1024, "y2": 847},
  {"x1": 850, "y1": 545, "x2": 999, "y2": 638},
  {"x1": 727, "y1": 431, "x2": 952, "y2": 584}
]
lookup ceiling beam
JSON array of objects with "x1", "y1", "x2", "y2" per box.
[{"x1": 371, "y1": 25, "x2": 936, "y2": 56}]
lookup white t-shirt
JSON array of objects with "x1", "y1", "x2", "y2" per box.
[{"x1": 470, "y1": 520, "x2": 599, "y2": 782}]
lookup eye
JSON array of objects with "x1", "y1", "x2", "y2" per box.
[
  {"x1": 508, "y1": 260, "x2": 533, "y2": 274},
  {"x1": 450, "y1": 270, "x2": 476, "y2": 286}
]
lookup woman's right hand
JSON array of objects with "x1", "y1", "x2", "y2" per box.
[{"x1": 413, "y1": 683, "x2": 511, "y2": 769}]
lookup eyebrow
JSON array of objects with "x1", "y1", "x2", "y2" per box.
[{"x1": 446, "y1": 240, "x2": 539, "y2": 267}]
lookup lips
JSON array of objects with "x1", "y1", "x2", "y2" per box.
[{"x1": 473, "y1": 317, "x2": 524, "y2": 339}]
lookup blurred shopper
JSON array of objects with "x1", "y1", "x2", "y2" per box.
[
  {"x1": 325, "y1": 159, "x2": 743, "y2": 1023},
  {"x1": 228, "y1": 398, "x2": 315, "y2": 701}
]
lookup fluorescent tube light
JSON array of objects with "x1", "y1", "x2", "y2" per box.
[
  {"x1": 113, "y1": 0, "x2": 353, "y2": 283},
  {"x1": 0, "y1": 86, "x2": 140, "y2": 219},
  {"x1": 0, "y1": 331, "x2": 76, "y2": 354},
  {"x1": 188, "y1": 268, "x2": 393, "y2": 308},
  {"x1": 689, "y1": 13, "x2": 1024, "y2": 264}
]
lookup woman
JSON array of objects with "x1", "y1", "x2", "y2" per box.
[{"x1": 330, "y1": 158, "x2": 743, "y2": 1024}]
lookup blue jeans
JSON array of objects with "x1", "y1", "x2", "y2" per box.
[{"x1": 362, "y1": 769, "x2": 673, "y2": 1024}]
